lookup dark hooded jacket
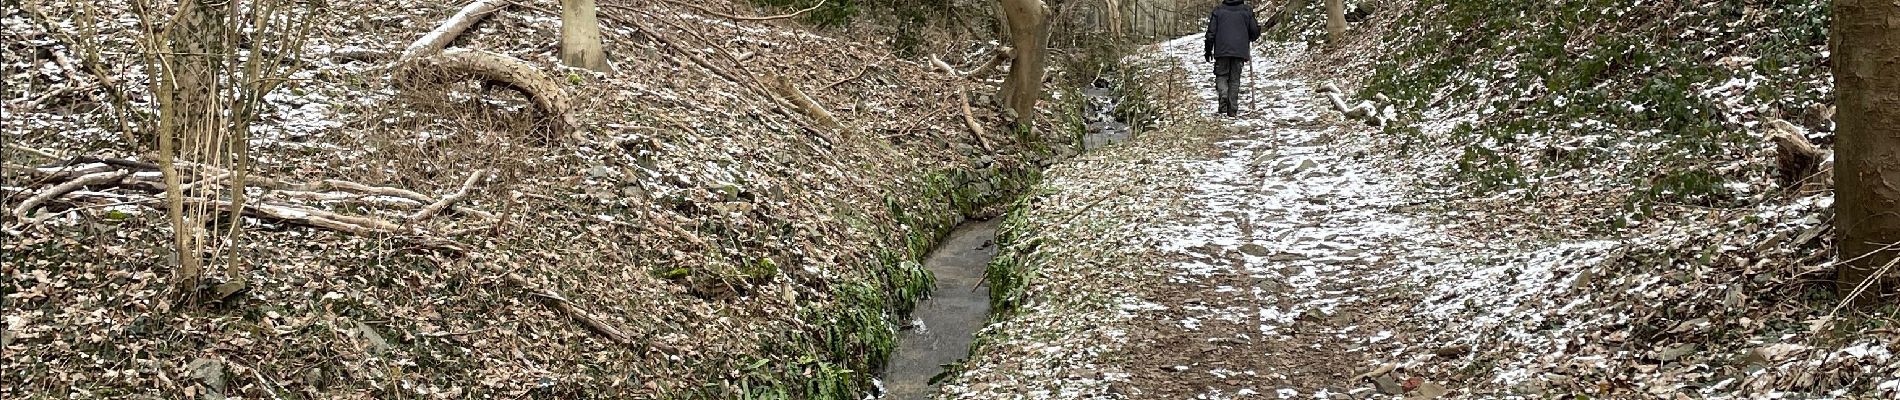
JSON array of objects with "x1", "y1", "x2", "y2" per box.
[{"x1": 1204, "y1": 0, "x2": 1260, "y2": 60}]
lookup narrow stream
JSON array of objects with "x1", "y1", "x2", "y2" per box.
[
  {"x1": 1081, "y1": 80, "x2": 1132, "y2": 150},
  {"x1": 878, "y1": 219, "x2": 1000, "y2": 399},
  {"x1": 877, "y1": 83, "x2": 1125, "y2": 398}
]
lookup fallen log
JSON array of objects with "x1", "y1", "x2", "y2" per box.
[
  {"x1": 400, "y1": 0, "x2": 510, "y2": 62},
  {"x1": 12, "y1": 170, "x2": 129, "y2": 220},
  {"x1": 765, "y1": 71, "x2": 840, "y2": 130},
  {"x1": 394, "y1": 49, "x2": 576, "y2": 134},
  {"x1": 930, "y1": 48, "x2": 1014, "y2": 79}
]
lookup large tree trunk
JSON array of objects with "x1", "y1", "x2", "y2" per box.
[
  {"x1": 1325, "y1": 0, "x2": 1346, "y2": 43},
  {"x1": 560, "y1": 0, "x2": 608, "y2": 71},
  {"x1": 1000, "y1": 0, "x2": 1051, "y2": 124},
  {"x1": 1831, "y1": 0, "x2": 1900, "y2": 306}
]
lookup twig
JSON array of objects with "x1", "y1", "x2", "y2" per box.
[
  {"x1": 419, "y1": 326, "x2": 497, "y2": 338},
  {"x1": 5, "y1": 143, "x2": 64, "y2": 160},
  {"x1": 659, "y1": 0, "x2": 828, "y2": 21},
  {"x1": 824, "y1": 65, "x2": 874, "y2": 90},
  {"x1": 410, "y1": 169, "x2": 489, "y2": 222},
  {"x1": 249, "y1": 365, "x2": 287, "y2": 400},
  {"x1": 504, "y1": 273, "x2": 633, "y2": 344},
  {"x1": 1831, "y1": 250, "x2": 1900, "y2": 315},
  {"x1": 13, "y1": 170, "x2": 129, "y2": 220}
]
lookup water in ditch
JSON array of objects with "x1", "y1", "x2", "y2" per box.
[
  {"x1": 1080, "y1": 79, "x2": 1132, "y2": 150},
  {"x1": 877, "y1": 219, "x2": 1001, "y2": 399}
]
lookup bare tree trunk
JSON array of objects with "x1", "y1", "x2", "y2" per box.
[
  {"x1": 560, "y1": 0, "x2": 608, "y2": 71},
  {"x1": 1104, "y1": 0, "x2": 1124, "y2": 39},
  {"x1": 1831, "y1": 0, "x2": 1900, "y2": 306},
  {"x1": 1325, "y1": 0, "x2": 1346, "y2": 43},
  {"x1": 157, "y1": 0, "x2": 231, "y2": 301},
  {"x1": 1000, "y1": 0, "x2": 1051, "y2": 124}
]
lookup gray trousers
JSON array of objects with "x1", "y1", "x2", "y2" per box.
[{"x1": 1213, "y1": 57, "x2": 1246, "y2": 116}]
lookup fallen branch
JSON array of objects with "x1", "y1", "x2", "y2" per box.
[
  {"x1": 1324, "y1": 91, "x2": 1380, "y2": 126},
  {"x1": 319, "y1": 179, "x2": 434, "y2": 203},
  {"x1": 234, "y1": 201, "x2": 408, "y2": 235},
  {"x1": 824, "y1": 65, "x2": 874, "y2": 90},
  {"x1": 410, "y1": 170, "x2": 488, "y2": 222},
  {"x1": 399, "y1": 0, "x2": 511, "y2": 62},
  {"x1": 765, "y1": 71, "x2": 840, "y2": 129},
  {"x1": 5, "y1": 143, "x2": 64, "y2": 161},
  {"x1": 930, "y1": 48, "x2": 1013, "y2": 79},
  {"x1": 12, "y1": 170, "x2": 129, "y2": 220},
  {"x1": 394, "y1": 49, "x2": 576, "y2": 134},
  {"x1": 319, "y1": 178, "x2": 497, "y2": 220},
  {"x1": 959, "y1": 86, "x2": 994, "y2": 152},
  {"x1": 504, "y1": 273, "x2": 633, "y2": 344}
]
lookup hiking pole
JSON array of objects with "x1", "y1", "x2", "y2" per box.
[{"x1": 1247, "y1": 44, "x2": 1259, "y2": 116}]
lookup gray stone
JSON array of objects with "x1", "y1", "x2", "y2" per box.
[
  {"x1": 1658, "y1": 343, "x2": 1698, "y2": 362},
  {"x1": 1724, "y1": 288, "x2": 1745, "y2": 309},
  {"x1": 1373, "y1": 374, "x2": 1403, "y2": 395},
  {"x1": 1238, "y1": 244, "x2": 1271, "y2": 257},
  {"x1": 586, "y1": 165, "x2": 616, "y2": 179},
  {"x1": 188, "y1": 357, "x2": 226, "y2": 392},
  {"x1": 1413, "y1": 382, "x2": 1449, "y2": 398},
  {"x1": 355, "y1": 320, "x2": 391, "y2": 354}
]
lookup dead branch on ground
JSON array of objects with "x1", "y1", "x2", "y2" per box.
[
  {"x1": 959, "y1": 86, "x2": 994, "y2": 152},
  {"x1": 400, "y1": 0, "x2": 511, "y2": 62},
  {"x1": 504, "y1": 273, "x2": 633, "y2": 344},
  {"x1": 931, "y1": 47, "x2": 1013, "y2": 80},
  {"x1": 12, "y1": 170, "x2": 130, "y2": 221},
  {"x1": 765, "y1": 71, "x2": 840, "y2": 130},
  {"x1": 410, "y1": 169, "x2": 490, "y2": 222}
]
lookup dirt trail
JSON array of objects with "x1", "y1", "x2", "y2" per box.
[
  {"x1": 942, "y1": 37, "x2": 1454, "y2": 399},
  {"x1": 1103, "y1": 39, "x2": 1456, "y2": 398},
  {"x1": 947, "y1": 29, "x2": 1897, "y2": 400}
]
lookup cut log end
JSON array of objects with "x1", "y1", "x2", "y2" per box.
[{"x1": 1768, "y1": 119, "x2": 1827, "y2": 189}]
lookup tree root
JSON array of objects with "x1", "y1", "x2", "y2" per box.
[{"x1": 393, "y1": 49, "x2": 576, "y2": 134}]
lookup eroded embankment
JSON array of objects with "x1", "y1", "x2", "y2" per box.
[{"x1": 0, "y1": 1, "x2": 1059, "y2": 398}]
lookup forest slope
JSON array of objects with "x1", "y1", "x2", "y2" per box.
[{"x1": 2, "y1": 0, "x2": 1053, "y2": 398}]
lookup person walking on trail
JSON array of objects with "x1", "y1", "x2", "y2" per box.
[{"x1": 1204, "y1": 0, "x2": 1260, "y2": 117}]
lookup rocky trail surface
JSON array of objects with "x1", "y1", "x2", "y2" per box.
[{"x1": 940, "y1": 35, "x2": 1897, "y2": 400}]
